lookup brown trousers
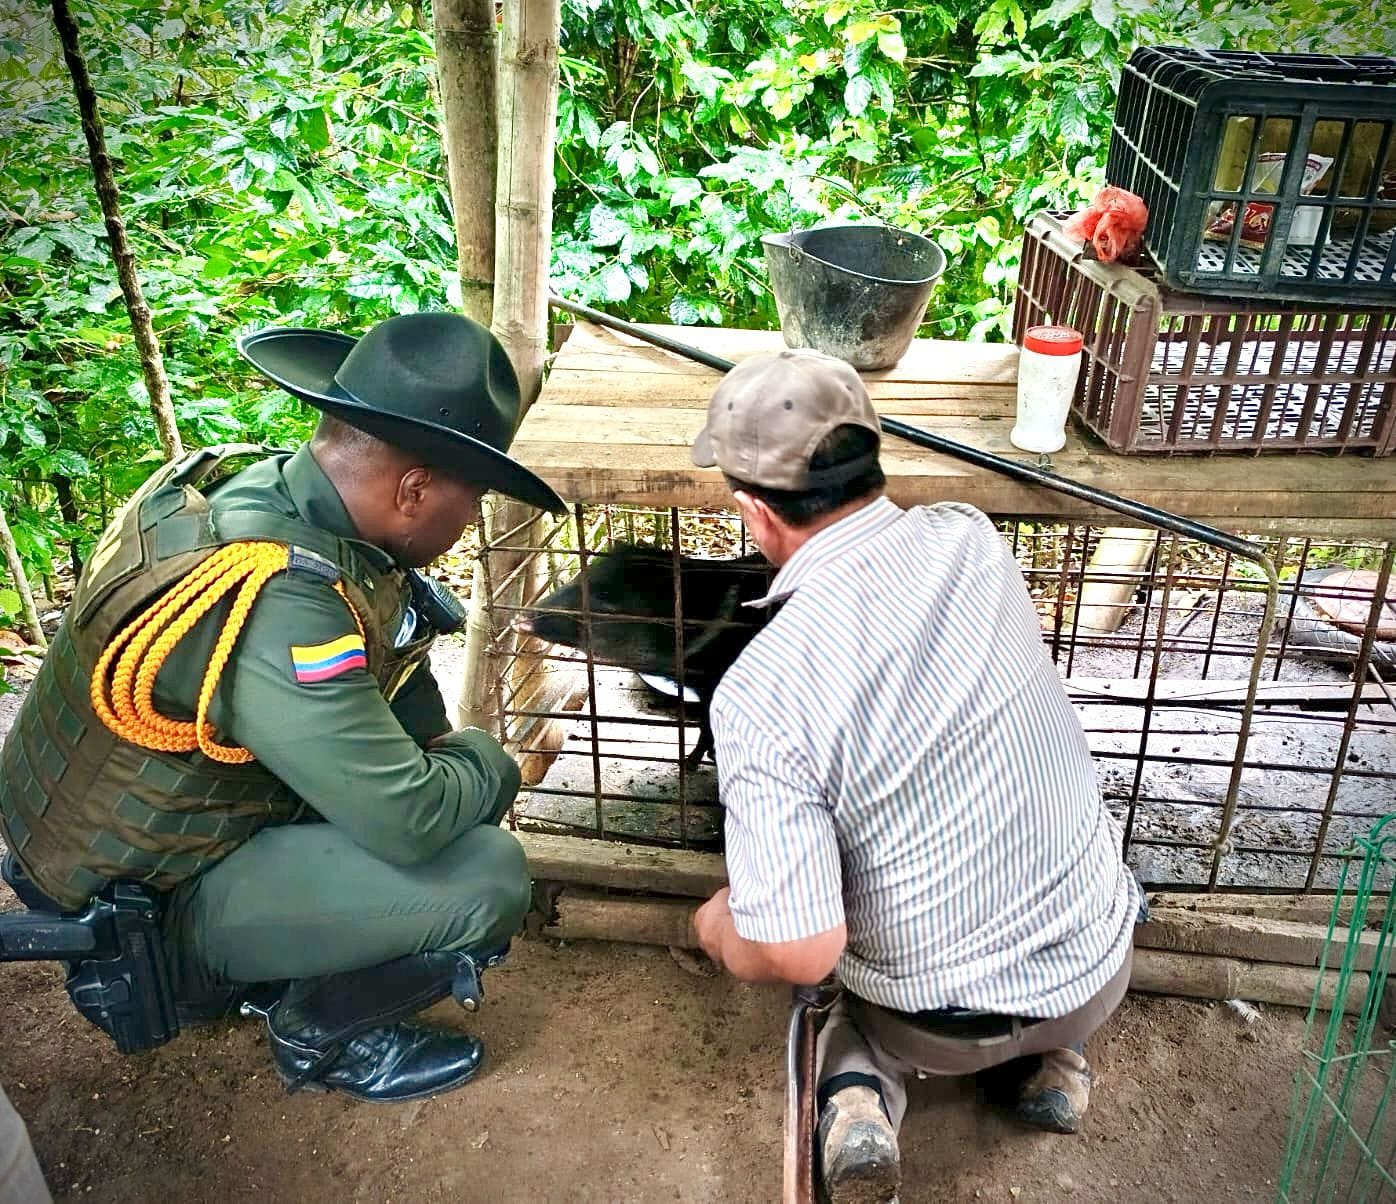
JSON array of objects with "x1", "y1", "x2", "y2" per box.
[
  {"x1": 0, "y1": 1084, "x2": 51, "y2": 1204},
  {"x1": 816, "y1": 949, "x2": 1133, "y2": 1131}
]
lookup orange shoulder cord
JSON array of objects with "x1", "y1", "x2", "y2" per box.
[{"x1": 90, "y1": 541, "x2": 366, "y2": 764}]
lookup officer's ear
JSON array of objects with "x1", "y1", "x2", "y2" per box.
[{"x1": 395, "y1": 466, "x2": 433, "y2": 517}]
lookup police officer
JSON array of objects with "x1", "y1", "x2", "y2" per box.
[{"x1": 0, "y1": 312, "x2": 565, "y2": 1103}]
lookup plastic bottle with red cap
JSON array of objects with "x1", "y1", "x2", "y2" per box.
[{"x1": 1010, "y1": 324, "x2": 1084, "y2": 455}]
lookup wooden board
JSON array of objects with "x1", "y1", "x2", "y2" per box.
[
  {"x1": 516, "y1": 831, "x2": 727, "y2": 896},
  {"x1": 1137, "y1": 907, "x2": 1383, "y2": 972},
  {"x1": 1148, "y1": 891, "x2": 1390, "y2": 929},
  {"x1": 515, "y1": 322, "x2": 1396, "y2": 538},
  {"x1": 538, "y1": 890, "x2": 1373, "y2": 1014}
]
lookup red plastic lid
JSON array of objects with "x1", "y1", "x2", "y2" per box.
[{"x1": 1023, "y1": 325, "x2": 1083, "y2": 356}]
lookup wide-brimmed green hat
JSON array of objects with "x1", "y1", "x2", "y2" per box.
[{"x1": 237, "y1": 311, "x2": 566, "y2": 514}]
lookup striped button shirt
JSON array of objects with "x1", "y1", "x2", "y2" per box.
[{"x1": 711, "y1": 496, "x2": 1137, "y2": 1018}]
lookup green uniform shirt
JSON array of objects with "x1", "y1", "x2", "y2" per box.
[{"x1": 150, "y1": 446, "x2": 519, "y2": 867}]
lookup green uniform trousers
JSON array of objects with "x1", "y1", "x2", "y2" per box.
[{"x1": 163, "y1": 817, "x2": 531, "y2": 993}]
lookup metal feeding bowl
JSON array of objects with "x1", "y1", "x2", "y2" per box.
[{"x1": 761, "y1": 223, "x2": 947, "y2": 370}]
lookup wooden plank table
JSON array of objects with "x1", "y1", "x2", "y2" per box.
[{"x1": 512, "y1": 322, "x2": 1396, "y2": 539}]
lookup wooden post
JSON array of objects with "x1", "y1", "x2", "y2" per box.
[
  {"x1": 457, "y1": 0, "x2": 563, "y2": 735},
  {"x1": 433, "y1": 0, "x2": 498, "y2": 325},
  {"x1": 1070, "y1": 526, "x2": 1155, "y2": 634},
  {"x1": 0, "y1": 501, "x2": 47, "y2": 650},
  {"x1": 491, "y1": 0, "x2": 560, "y2": 411},
  {"x1": 51, "y1": 0, "x2": 183, "y2": 463}
]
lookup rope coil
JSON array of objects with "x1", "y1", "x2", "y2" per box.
[{"x1": 90, "y1": 541, "x2": 366, "y2": 764}]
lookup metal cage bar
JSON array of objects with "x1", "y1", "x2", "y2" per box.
[{"x1": 474, "y1": 506, "x2": 1396, "y2": 892}]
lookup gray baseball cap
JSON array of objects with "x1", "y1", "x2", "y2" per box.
[{"x1": 690, "y1": 348, "x2": 881, "y2": 490}]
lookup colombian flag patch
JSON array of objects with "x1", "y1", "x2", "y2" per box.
[{"x1": 290, "y1": 634, "x2": 367, "y2": 683}]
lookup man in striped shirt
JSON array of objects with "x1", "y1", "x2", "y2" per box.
[{"x1": 690, "y1": 349, "x2": 1138, "y2": 1204}]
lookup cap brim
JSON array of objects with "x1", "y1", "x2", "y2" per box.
[
  {"x1": 690, "y1": 427, "x2": 717, "y2": 468},
  {"x1": 237, "y1": 327, "x2": 567, "y2": 515}
]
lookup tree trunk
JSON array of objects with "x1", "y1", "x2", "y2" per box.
[
  {"x1": 434, "y1": 0, "x2": 498, "y2": 326},
  {"x1": 51, "y1": 0, "x2": 183, "y2": 462},
  {"x1": 492, "y1": 0, "x2": 560, "y2": 410},
  {"x1": 51, "y1": 473, "x2": 84, "y2": 581},
  {"x1": 456, "y1": 0, "x2": 562, "y2": 735},
  {"x1": 0, "y1": 501, "x2": 47, "y2": 650}
]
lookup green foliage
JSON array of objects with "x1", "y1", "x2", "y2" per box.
[
  {"x1": 0, "y1": 0, "x2": 1390, "y2": 598},
  {"x1": 551, "y1": 0, "x2": 1393, "y2": 340},
  {"x1": 1, "y1": 0, "x2": 456, "y2": 580}
]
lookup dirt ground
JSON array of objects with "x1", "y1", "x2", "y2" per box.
[
  {"x1": 0, "y1": 649, "x2": 1315, "y2": 1204},
  {"x1": 1, "y1": 921, "x2": 1306, "y2": 1204}
]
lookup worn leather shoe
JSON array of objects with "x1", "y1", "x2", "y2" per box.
[
  {"x1": 1015, "y1": 1047, "x2": 1093, "y2": 1134},
  {"x1": 817, "y1": 1085, "x2": 900, "y2": 1204},
  {"x1": 268, "y1": 1016, "x2": 483, "y2": 1103}
]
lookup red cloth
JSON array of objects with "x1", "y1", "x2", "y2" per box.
[{"x1": 1061, "y1": 186, "x2": 1148, "y2": 263}]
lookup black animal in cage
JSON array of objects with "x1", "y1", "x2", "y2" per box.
[{"x1": 518, "y1": 542, "x2": 772, "y2": 768}]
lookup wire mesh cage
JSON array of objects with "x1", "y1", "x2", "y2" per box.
[
  {"x1": 1276, "y1": 814, "x2": 1395, "y2": 1202},
  {"x1": 477, "y1": 501, "x2": 1396, "y2": 894}
]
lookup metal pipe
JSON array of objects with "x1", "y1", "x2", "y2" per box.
[{"x1": 548, "y1": 291, "x2": 1266, "y2": 561}]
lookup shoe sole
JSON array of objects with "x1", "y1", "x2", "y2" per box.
[
  {"x1": 1015, "y1": 1095, "x2": 1079, "y2": 1134},
  {"x1": 823, "y1": 1165, "x2": 901, "y2": 1204}
]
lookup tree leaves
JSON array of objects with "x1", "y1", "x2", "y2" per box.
[
  {"x1": 843, "y1": 73, "x2": 874, "y2": 117},
  {"x1": 1055, "y1": 90, "x2": 1093, "y2": 147},
  {"x1": 587, "y1": 204, "x2": 630, "y2": 247},
  {"x1": 599, "y1": 262, "x2": 632, "y2": 302},
  {"x1": 8, "y1": 229, "x2": 56, "y2": 264}
]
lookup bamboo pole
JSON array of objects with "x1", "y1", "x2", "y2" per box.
[
  {"x1": 491, "y1": 0, "x2": 560, "y2": 410},
  {"x1": 546, "y1": 891, "x2": 701, "y2": 950},
  {"x1": 457, "y1": 0, "x2": 563, "y2": 734},
  {"x1": 50, "y1": 0, "x2": 182, "y2": 463},
  {"x1": 0, "y1": 501, "x2": 47, "y2": 650},
  {"x1": 433, "y1": 0, "x2": 498, "y2": 325}
]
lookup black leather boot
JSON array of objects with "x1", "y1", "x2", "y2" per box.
[{"x1": 243, "y1": 948, "x2": 507, "y2": 1104}]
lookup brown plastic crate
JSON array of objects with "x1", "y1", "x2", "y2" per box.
[{"x1": 1013, "y1": 211, "x2": 1396, "y2": 455}]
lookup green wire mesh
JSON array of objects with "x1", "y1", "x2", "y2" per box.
[{"x1": 1278, "y1": 814, "x2": 1396, "y2": 1204}]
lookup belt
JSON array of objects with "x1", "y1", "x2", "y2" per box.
[{"x1": 899, "y1": 1006, "x2": 1048, "y2": 1041}]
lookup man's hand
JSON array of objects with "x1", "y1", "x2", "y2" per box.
[
  {"x1": 693, "y1": 886, "x2": 846, "y2": 985},
  {"x1": 694, "y1": 886, "x2": 732, "y2": 964}
]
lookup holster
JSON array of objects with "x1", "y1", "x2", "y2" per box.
[
  {"x1": 783, "y1": 980, "x2": 842, "y2": 1204},
  {"x1": 0, "y1": 853, "x2": 179, "y2": 1055}
]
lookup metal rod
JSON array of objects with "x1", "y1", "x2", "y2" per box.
[
  {"x1": 550, "y1": 292, "x2": 738, "y2": 372},
  {"x1": 547, "y1": 292, "x2": 1267, "y2": 561}
]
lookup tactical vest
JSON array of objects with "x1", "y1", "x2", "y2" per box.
[{"x1": 0, "y1": 445, "x2": 436, "y2": 910}]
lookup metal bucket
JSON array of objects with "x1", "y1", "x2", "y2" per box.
[{"x1": 761, "y1": 223, "x2": 947, "y2": 370}]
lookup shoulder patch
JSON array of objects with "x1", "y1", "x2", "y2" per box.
[
  {"x1": 287, "y1": 547, "x2": 341, "y2": 583},
  {"x1": 290, "y1": 634, "x2": 367, "y2": 683}
]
